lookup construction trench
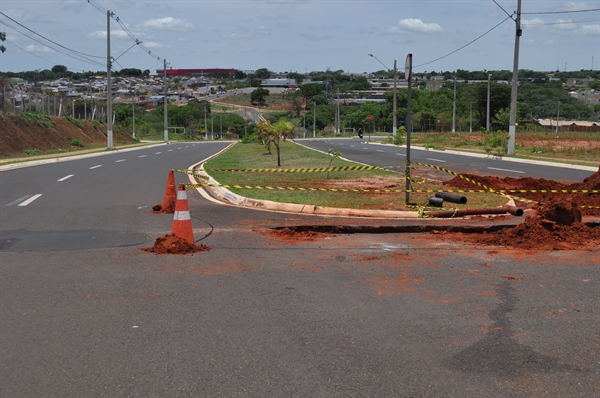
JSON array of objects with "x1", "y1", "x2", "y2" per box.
[{"x1": 145, "y1": 166, "x2": 600, "y2": 254}]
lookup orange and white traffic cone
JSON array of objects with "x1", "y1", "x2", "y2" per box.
[
  {"x1": 171, "y1": 183, "x2": 195, "y2": 244},
  {"x1": 162, "y1": 169, "x2": 177, "y2": 212}
]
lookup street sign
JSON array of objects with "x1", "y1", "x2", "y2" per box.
[
  {"x1": 367, "y1": 115, "x2": 372, "y2": 121},
  {"x1": 405, "y1": 54, "x2": 412, "y2": 82}
]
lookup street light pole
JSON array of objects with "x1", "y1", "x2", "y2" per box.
[
  {"x1": 368, "y1": 54, "x2": 397, "y2": 136},
  {"x1": 508, "y1": 0, "x2": 522, "y2": 155},
  {"x1": 313, "y1": 102, "x2": 316, "y2": 137}
]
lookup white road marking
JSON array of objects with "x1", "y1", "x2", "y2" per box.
[
  {"x1": 487, "y1": 167, "x2": 525, "y2": 174},
  {"x1": 376, "y1": 150, "x2": 384, "y2": 152},
  {"x1": 6, "y1": 195, "x2": 32, "y2": 206},
  {"x1": 426, "y1": 158, "x2": 447, "y2": 163},
  {"x1": 89, "y1": 165, "x2": 102, "y2": 169},
  {"x1": 362, "y1": 147, "x2": 369, "y2": 150},
  {"x1": 57, "y1": 174, "x2": 74, "y2": 181},
  {"x1": 168, "y1": 149, "x2": 173, "y2": 152},
  {"x1": 139, "y1": 155, "x2": 147, "y2": 158},
  {"x1": 350, "y1": 145, "x2": 355, "y2": 147},
  {"x1": 115, "y1": 159, "x2": 126, "y2": 163},
  {"x1": 18, "y1": 194, "x2": 42, "y2": 206},
  {"x1": 397, "y1": 153, "x2": 406, "y2": 156},
  {"x1": 177, "y1": 147, "x2": 182, "y2": 150},
  {"x1": 155, "y1": 152, "x2": 162, "y2": 154}
]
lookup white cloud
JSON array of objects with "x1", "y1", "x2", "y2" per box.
[
  {"x1": 521, "y1": 17, "x2": 546, "y2": 31},
  {"x1": 553, "y1": 20, "x2": 599, "y2": 36},
  {"x1": 543, "y1": 40, "x2": 554, "y2": 45},
  {"x1": 389, "y1": 19, "x2": 443, "y2": 34},
  {"x1": 87, "y1": 30, "x2": 133, "y2": 40},
  {"x1": 24, "y1": 44, "x2": 54, "y2": 54},
  {"x1": 142, "y1": 41, "x2": 166, "y2": 49},
  {"x1": 255, "y1": 25, "x2": 270, "y2": 36},
  {"x1": 138, "y1": 17, "x2": 194, "y2": 32}
]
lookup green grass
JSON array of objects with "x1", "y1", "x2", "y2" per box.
[{"x1": 203, "y1": 142, "x2": 510, "y2": 211}]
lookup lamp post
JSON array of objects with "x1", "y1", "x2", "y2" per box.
[
  {"x1": 312, "y1": 101, "x2": 316, "y2": 137},
  {"x1": 368, "y1": 54, "x2": 397, "y2": 136}
]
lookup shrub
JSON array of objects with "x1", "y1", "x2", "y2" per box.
[
  {"x1": 23, "y1": 148, "x2": 42, "y2": 155},
  {"x1": 68, "y1": 137, "x2": 85, "y2": 147}
]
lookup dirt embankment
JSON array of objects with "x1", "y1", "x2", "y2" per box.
[{"x1": 0, "y1": 114, "x2": 134, "y2": 159}]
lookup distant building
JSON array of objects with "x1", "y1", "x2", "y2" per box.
[{"x1": 155, "y1": 68, "x2": 238, "y2": 76}]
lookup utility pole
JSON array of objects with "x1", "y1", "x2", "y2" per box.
[
  {"x1": 508, "y1": 0, "x2": 522, "y2": 155},
  {"x1": 556, "y1": 101, "x2": 560, "y2": 138},
  {"x1": 486, "y1": 74, "x2": 491, "y2": 131},
  {"x1": 204, "y1": 105, "x2": 207, "y2": 140},
  {"x1": 405, "y1": 54, "x2": 413, "y2": 205},
  {"x1": 313, "y1": 102, "x2": 316, "y2": 137},
  {"x1": 132, "y1": 91, "x2": 136, "y2": 139},
  {"x1": 336, "y1": 89, "x2": 340, "y2": 135},
  {"x1": 452, "y1": 74, "x2": 456, "y2": 133},
  {"x1": 393, "y1": 60, "x2": 397, "y2": 136},
  {"x1": 106, "y1": 10, "x2": 113, "y2": 149},
  {"x1": 470, "y1": 104, "x2": 472, "y2": 133},
  {"x1": 163, "y1": 59, "x2": 168, "y2": 143}
]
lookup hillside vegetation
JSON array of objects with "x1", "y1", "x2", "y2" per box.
[{"x1": 0, "y1": 114, "x2": 134, "y2": 159}]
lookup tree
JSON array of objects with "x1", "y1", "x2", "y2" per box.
[
  {"x1": 256, "y1": 120, "x2": 294, "y2": 166},
  {"x1": 251, "y1": 87, "x2": 270, "y2": 106},
  {"x1": 0, "y1": 32, "x2": 6, "y2": 53},
  {"x1": 254, "y1": 68, "x2": 271, "y2": 79}
]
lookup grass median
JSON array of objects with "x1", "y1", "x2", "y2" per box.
[{"x1": 203, "y1": 141, "x2": 510, "y2": 211}]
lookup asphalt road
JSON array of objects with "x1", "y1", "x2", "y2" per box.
[
  {"x1": 299, "y1": 138, "x2": 596, "y2": 183},
  {"x1": 1, "y1": 142, "x2": 598, "y2": 397}
]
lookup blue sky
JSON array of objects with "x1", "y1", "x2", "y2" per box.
[{"x1": 1, "y1": 0, "x2": 598, "y2": 75}]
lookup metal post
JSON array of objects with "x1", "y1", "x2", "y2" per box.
[
  {"x1": 313, "y1": 102, "x2": 316, "y2": 137},
  {"x1": 393, "y1": 60, "x2": 397, "y2": 136},
  {"x1": 556, "y1": 101, "x2": 560, "y2": 138},
  {"x1": 132, "y1": 92, "x2": 136, "y2": 139},
  {"x1": 163, "y1": 59, "x2": 168, "y2": 143},
  {"x1": 204, "y1": 105, "x2": 207, "y2": 140},
  {"x1": 405, "y1": 54, "x2": 413, "y2": 205},
  {"x1": 508, "y1": 0, "x2": 522, "y2": 155},
  {"x1": 470, "y1": 104, "x2": 472, "y2": 133},
  {"x1": 452, "y1": 74, "x2": 456, "y2": 133},
  {"x1": 486, "y1": 74, "x2": 491, "y2": 131},
  {"x1": 106, "y1": 10, "x2": 113, "y2": 149}
]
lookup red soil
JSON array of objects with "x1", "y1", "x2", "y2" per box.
[
  {"x1": 444, "y1": 166, "x2": 600, "y2": 216},
  {"x1": 141, "y1": 234, "x2": 211, "y2": 255}
]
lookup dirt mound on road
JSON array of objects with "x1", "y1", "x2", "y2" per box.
[
  {"x1": 444, "y1": 166, "x2": 600, "y2": 215},
  {"x1": 452, "y1": 197, "x2": 599, "y2": 250},
  {"x1": 141, "y1": 234, "x2": 211, "y2": 255}
]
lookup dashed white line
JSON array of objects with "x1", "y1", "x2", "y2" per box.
[
  {"x1": 487, "y1": 167, "x2": 525, "y2": 174},
  {"x1": 350, "y1": 145, "x2": 355, "y2": 147},
  {"x1": 139, "y1": 155, "x2": 147, "y2": 158},
  {"x1": 362, "y1": 147, "x2": 369, "y2": 150},
  {"x1": 115, "y1": 159, "x2": 126, "y2": 163},
  {"x1": 155, "y1": 152, "x2": 162, "y2": 154},
  {"x1": 426, "y1": 158, "x2": 447, "y2": 163},
  {"x1": 18, "y1": 194, "x2": 42, "y2": 207},
  {"x1": 89, "y1": 165, "x2": 102, "y2": 169},
  {"x1": 57, "y1": 174, "x2": 74, "y2": 181},
  {"x1": 6, "y1": 195, "x2": 32, "y2": 206},
  {"x1": 376, "y1": 150, "x2": 384, "y2": 153},
  {"x1": 168, "y1": 149, "x2": 173, "y2": 152},
  {"x1": 396, "y1": 153, "x2": 406, "y2": 156}
]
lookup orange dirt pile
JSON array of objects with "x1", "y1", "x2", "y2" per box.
[
  {"x1": 453, "y1": 197, "x2": 600, "y2": 250},
  {"x1": 444, "y1": 166, "x2": 600, "y2": 215},
  {"x1": 152, "y1": 202, "x2": 175, "y2": 214},
  {"x1": 267, "y1": 227, "x2": 333, "y2": 243},
  {"x1": 141, "y1": 234, "x2": 210, "y2": 255}
]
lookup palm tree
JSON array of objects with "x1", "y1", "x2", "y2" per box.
[{"x1": 256, "y1": 120, "x2": 294, "y2": 166}]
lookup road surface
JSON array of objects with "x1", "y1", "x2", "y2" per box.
[{"x1": 1, "y1": 142, "x2": 598, "y2": 397}]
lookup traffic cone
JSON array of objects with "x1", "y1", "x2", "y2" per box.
[
  {"x1": 162, "y1": 169, "x2": 177, "y2": 211},
  {"x1": 171, "y1": 183, "x2": 195, "y2": 244}
]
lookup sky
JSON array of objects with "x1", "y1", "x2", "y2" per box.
[{"x1": 1, "y1": 0, "x2": 599, "y2": 75}]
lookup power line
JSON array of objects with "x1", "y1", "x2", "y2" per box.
[
  {"x1": 414, "y1": 16, "x2": 512, "y2": 69},
  {"x1": 523, "y1": 8, "x2": 600, "y2": 15},
  {"x1": 0, "y1": 12, "x2": 103, "y2": 59},
  {"x1": 84, "y1": 0, "x2": 163, "y2": 63},
  {"x1": 522, "y1": 18, "x2": 598, "y2": 27},
  {"x1": 0, "y1": 13, "x2": 105, "y2": 67}
]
